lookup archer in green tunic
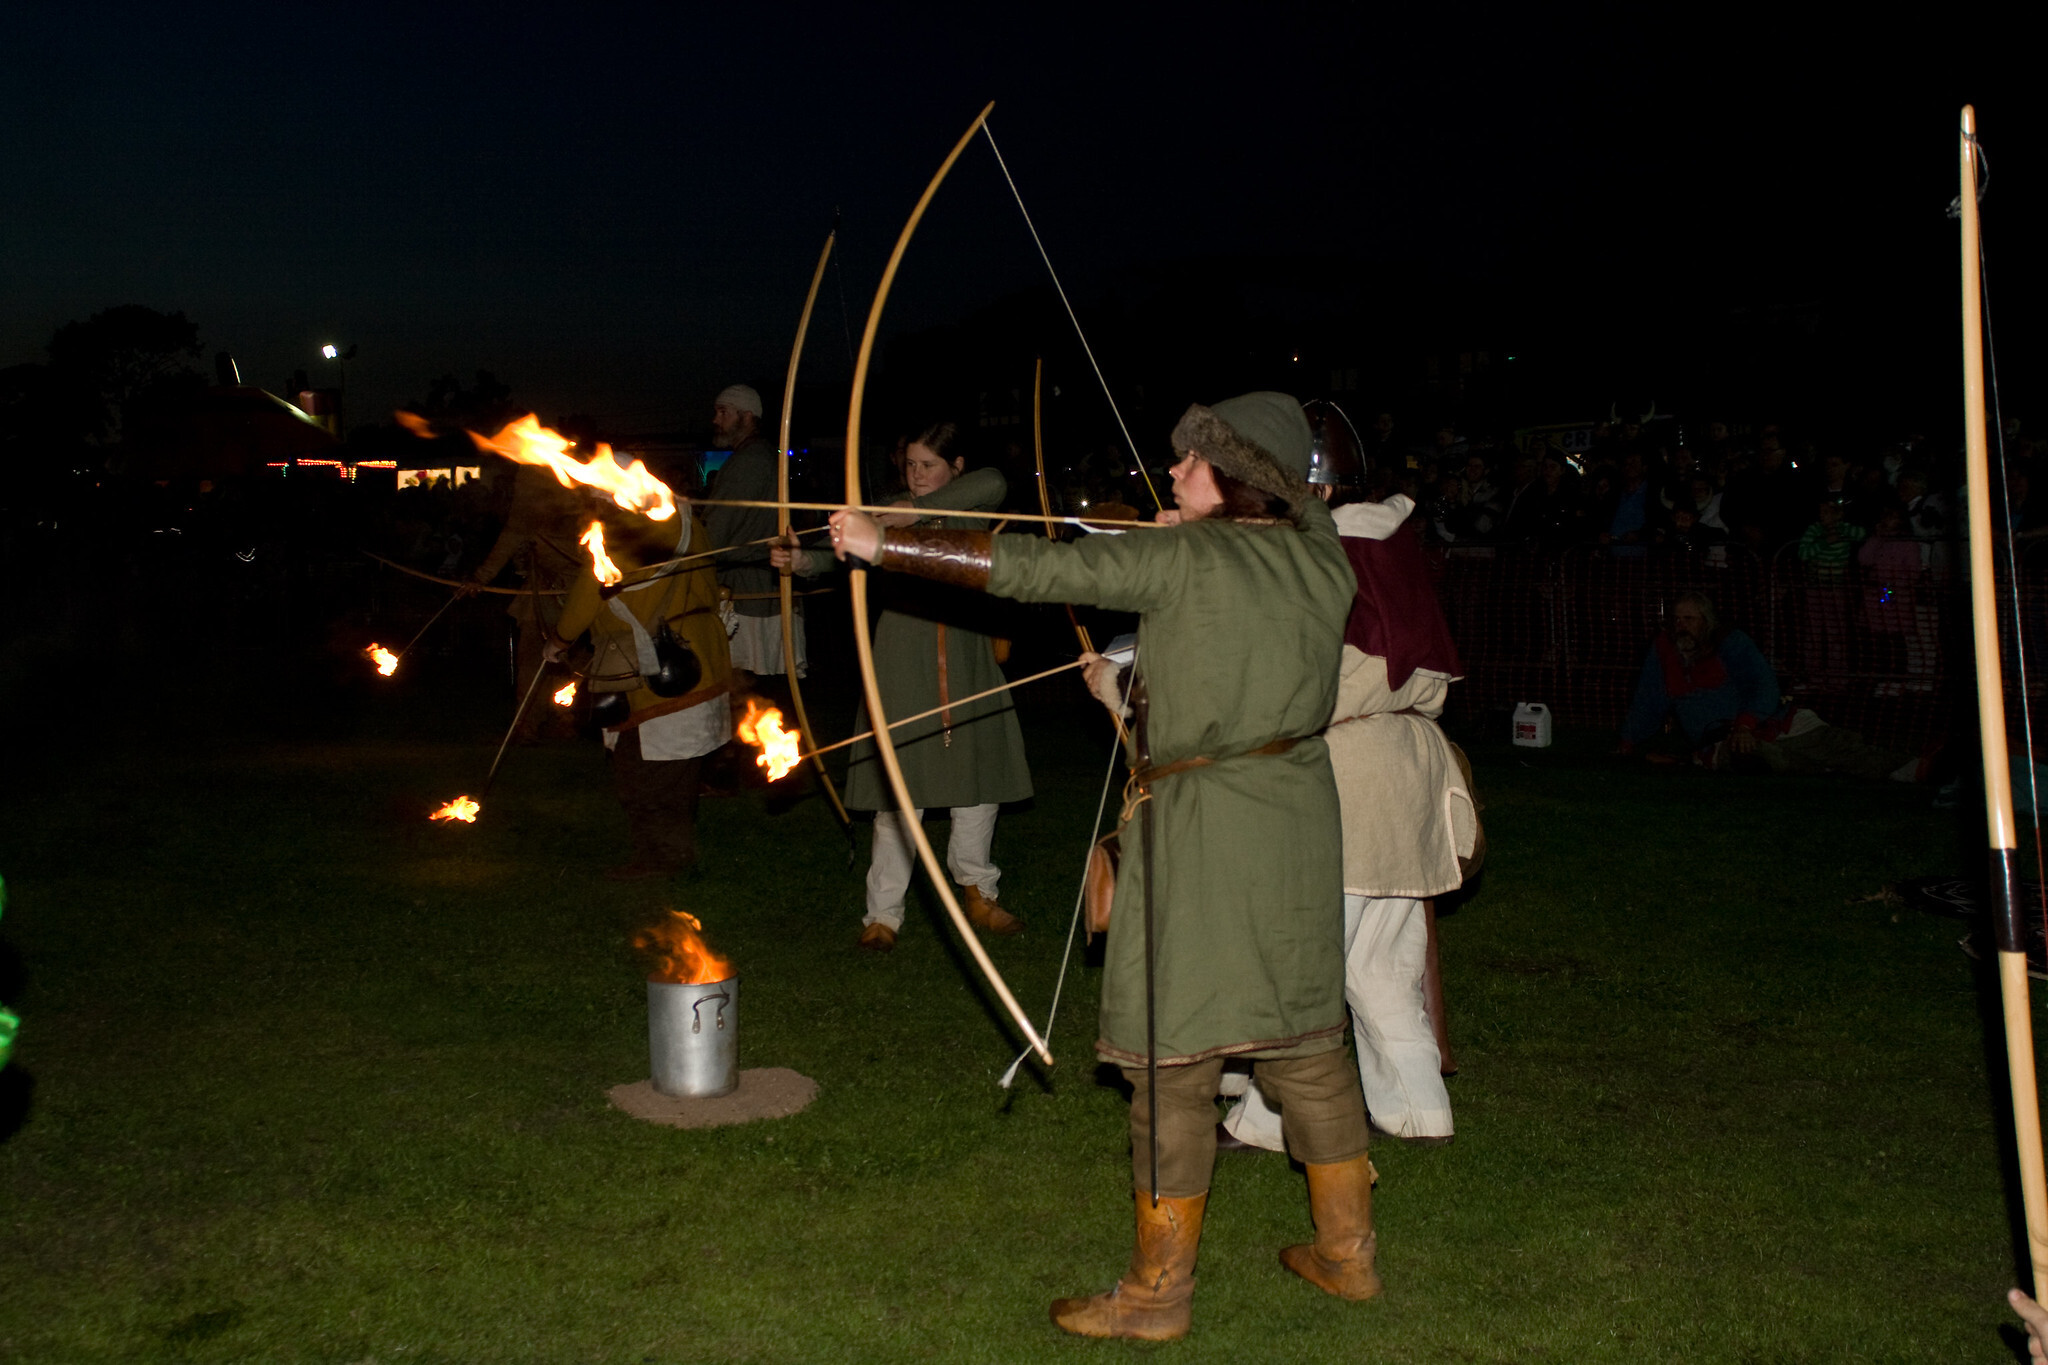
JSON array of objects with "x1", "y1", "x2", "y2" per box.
[
  {"x1": 793, "y1": 423, "x2": 1032, "y2": 949},
  {"x1": 829, "y1": 393, "x2": 1384, "y2": 1339}
]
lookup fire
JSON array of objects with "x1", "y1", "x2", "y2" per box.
[
  {"x1": 634, "y1": 909, "x2": 733, "y2": 986},
  {"x1": 737, "y1": 698, "x2": 802, "y2": 781},
  {"x1": 463, "y1": 414, "x2": 676, "y2": 522},
  {"x1": 581, "y1": 520, "x2": 622, "y2": 585},
  {"x1": 430, "y1": 795, "x2": 480, "y2": 823},
  {"x1": 553, "y1": 680, "x2": 578, "y2": 707},
  {"x1": 364, "y1": 643, "x2": 399, "y2": 676}
]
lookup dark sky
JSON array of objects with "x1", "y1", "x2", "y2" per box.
[{"x1": 3, "y1": 4, "x2": 2040, "y2": 440}]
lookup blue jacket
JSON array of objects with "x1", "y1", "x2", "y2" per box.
[{"x1": 1621, "y1": 628, "x2": 1789, "y2": 745}]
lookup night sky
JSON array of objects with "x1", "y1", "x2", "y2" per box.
[{"x1": 3, "y1": 4, "x2": 2040, "y2": 443}]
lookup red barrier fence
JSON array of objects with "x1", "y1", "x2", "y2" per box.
[{"x1": 1435, "y1": 538, "x2": 2048, "y2": 749}]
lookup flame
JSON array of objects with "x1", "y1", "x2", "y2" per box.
[
  {"x1": 581, "y1": 520, "x2": 622, "y2": 585},
  {"x1": 430, "y1": 795, "x2": 480, "y2": 823},
  {"x1": 364, "y1": 643, "x2": 399, "y2": 676},
  {"x1": 553, "y1": 680, "x2": 578, "y2": 707},
  {"x1": 737, "y1": 698, "x2": 802, "y2": 781},
  {"x1": 634, "y1": 909, "x2": 733, "y2": 986},
  {"x1": 395, "y1": 410, "x2": 436, "y2": 439},
  {"x1": 463, "y1": 414, "x2": 676, "y2": 521}
]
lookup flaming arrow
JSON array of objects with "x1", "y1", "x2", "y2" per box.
[{"x1": 845, "y1": 101, "x2": 1051, "y2": 1068}]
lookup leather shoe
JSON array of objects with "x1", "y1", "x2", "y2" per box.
[
  {"x1": 857, "y1": 922, "x2": 897, "y2": 953},
  {"x1": 960, "y1": 884, "x2": 1024, "y2": 935}
]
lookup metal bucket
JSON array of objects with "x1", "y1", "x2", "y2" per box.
[{"x1": 648, "y1": 976, "x2": 738, "y2": 1098}]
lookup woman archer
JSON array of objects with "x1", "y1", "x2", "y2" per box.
[
  {"x1": 773, "y1": 421, "x2": 1033, "y2": 951},
  {"x1": 828, "y1": 393, "x2": 1378, "y2": 1341}
]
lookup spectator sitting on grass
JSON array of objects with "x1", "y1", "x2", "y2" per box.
[
  {"x1": 1618, "y1": 592, "x2": 1933, "y2": 782},
  {"x1": 1797, "y1": 498, "x2": 1866, "y2": 583}
]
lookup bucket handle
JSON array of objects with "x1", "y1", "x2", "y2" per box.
[{"x1": 691, "y1": 991, "x2": 731, "y2": 1034}]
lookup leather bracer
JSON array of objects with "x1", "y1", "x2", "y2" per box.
[{"x1": 875, "y1": 528, "x2": 992, "y2": 590}]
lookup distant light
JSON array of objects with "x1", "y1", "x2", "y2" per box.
[
  {"x1": 321, "y1": 344, "x2": 339, "y2": 360},
  {"x1": 1291, "y1": 354, "x2": 1300, "y2": 362},
  {"x1": 1507, "y1": 355, "x2": 1517, "y2": 361}
]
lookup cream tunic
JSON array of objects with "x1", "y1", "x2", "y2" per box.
[{"x1": 1325, "y1": 637, "x2": 1477, "y2": 897}]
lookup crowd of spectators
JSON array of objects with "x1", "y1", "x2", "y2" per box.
[{"x1": 1335, "y1": 412, "x2": 2029, "y2": 575}]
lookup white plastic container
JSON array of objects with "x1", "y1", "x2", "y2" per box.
[{"x1": 1512, "y1": 702, "x2": 1553, "y2": 748}]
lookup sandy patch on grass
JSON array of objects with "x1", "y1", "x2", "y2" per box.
[{"x1": 607, "y1": 1069, "x2": 818, "y2": 1129}]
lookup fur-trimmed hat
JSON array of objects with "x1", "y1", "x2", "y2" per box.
[{"x1": 1170, "y1": 391, "x2": 1313, "y2": 513}]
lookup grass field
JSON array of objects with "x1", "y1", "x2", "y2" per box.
[{"x1": 0, "y1": 658, "x2": 2040, "y2": 1362}]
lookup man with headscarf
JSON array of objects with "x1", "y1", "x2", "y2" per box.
[{"x1": 704, "y1": 384, "x2": 799, "y2": 695}]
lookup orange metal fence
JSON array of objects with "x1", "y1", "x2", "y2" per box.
[{"x1": 1434, "y1": 539, "x2": 2045, "y2": 749}]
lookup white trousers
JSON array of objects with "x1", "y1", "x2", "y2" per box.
[
  {"x1": 863, "y1": 804, "x2": 1001, "y2": 930},
  {"x1": 1224, "y1": 894, "x2": 1453, "y2": 1145}
]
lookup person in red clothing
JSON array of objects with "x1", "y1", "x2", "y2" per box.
[{"x1": 1618, "y1": 592, "x2": 1929, "y2": 781}]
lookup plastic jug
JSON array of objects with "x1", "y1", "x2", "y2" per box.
[{"x1": 1512, "y1": 702, "x2": 1553, "y2": 748}]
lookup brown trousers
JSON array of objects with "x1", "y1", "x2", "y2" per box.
[
  {"x1": 609, "y1": 729, "x2": 704, "y2": 870},
  {"x1": 1126, "y1": 1050, "x2": 1369, "y2": 1198}
]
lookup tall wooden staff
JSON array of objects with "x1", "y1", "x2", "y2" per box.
[
  {"x1": 1958, "y1": 103, "x2": 2048, "y2": 1289},
  {"x1": 777, "y1": 229, "x2": 855, "y2": 838}
]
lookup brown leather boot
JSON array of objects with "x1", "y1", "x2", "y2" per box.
[
  {"x1": 1050, "y1": 1192, "x2": 1206, "y2": 1340},
  {"x1": 960, "y1": 884, "x2": 1023, "y2": 935},
  {"x1": 1280, "y1": 1155, "x2": 1382, "y2": 1300}
]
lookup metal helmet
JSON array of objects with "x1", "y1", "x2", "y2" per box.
[{"x1": 1303, "y1": 399, "x2": 1365, "y2": 487}]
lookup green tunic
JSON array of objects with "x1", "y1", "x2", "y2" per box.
[
  {"x1": 843, "y1": 468, "x2": 1034, "y2": 812},
  {"x1": 987, "y1": 500, "x2": 1355, "y2": 1066}
]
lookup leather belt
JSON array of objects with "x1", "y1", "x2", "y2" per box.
[
  {"x1": 1134, "y1": 736, "x2": 1302, "y2": 788},
  {"x1": 1327, "y1": 705, "x2": 1428, "y2": 731}
]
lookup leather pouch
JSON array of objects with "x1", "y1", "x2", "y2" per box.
[{"x1": 1083, "y1": 832, "x2": 1120, "y2": 937}]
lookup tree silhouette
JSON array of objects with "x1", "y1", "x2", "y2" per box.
[{"x1": 44, "y1": 305, "x2": 204, "y2": 443}]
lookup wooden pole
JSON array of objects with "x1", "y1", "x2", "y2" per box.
[{"x1": 1958, "y1": 103, "x2": 2048, "y2": 1291}]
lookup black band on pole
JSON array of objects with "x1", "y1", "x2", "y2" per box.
[{"x1": 1993, "y1": 846, "x2": 2025, "y2": 954}]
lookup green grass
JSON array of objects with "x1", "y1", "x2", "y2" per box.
[{"x1": 0, "y1": 672, "x2": 2039, "y2": 1362}]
